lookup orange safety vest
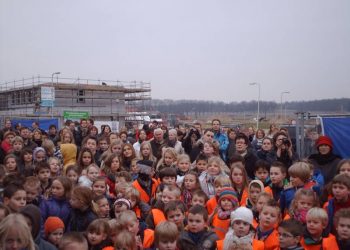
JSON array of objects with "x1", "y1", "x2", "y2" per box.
[
  {"x1": 252, "y1": 218, "x2": 258, "y2": 229},
  {"x1": 151, "y1": 208, "x2": 166, "y2": 227},
  {"x1": 264, "y1": 186, "x2": 273, "y2": 196},
  {"x1": 211, "y1": 213, "x2": 231, "y2": 240},
  {"x1": 216, "y1": 239, "x2": 264, "y2": 250},
  {"x1": 300, "y1": 234, "x2": 339, "y2": 250},
  {"x1": 143, "y1": 229, "x2": 154, "y2": 248},
  {"x1": 239, "y1": 188, "x2": 249, "y2": 206},
  {"x1": 134, "y1": 206, "x2": 141, "y2": 219},
  {"x1": 256, "y1": 229, "x2": 279, "y2": 250},
  {"x1": 132, "y1": 178, "x2": 158, "y2": 204},
  {"x1": 206, "y1": 196, "x2": 217, "y2": 215}
]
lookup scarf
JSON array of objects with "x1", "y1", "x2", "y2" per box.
[
  {"x1": 309, "y1": 152, "x2": 338, "y2": 165},
  {"x1": 256, "y1": 227, "x2": 274, "y2": 241},
  {"x1": 217, "y1": 207, "x2": 233, "y2": 220},
  {"x1": 223, "y1": 228, "x2": 254, "y2": 250},
  {"x1": 303, "y1": 229, "x2": 325, "y2": 246},
  {"x1": 206, "y1": 174, "x2": 216, "y2": 196},
  {"x1": 183, "y1": 189, "x2": 192, "y2": 207},
  {"x1": 293, "y1": 208, "x2": 308, "y2": 224}
]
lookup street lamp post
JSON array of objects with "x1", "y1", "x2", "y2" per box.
[
  {"x1": 51, "y1": 72, "x2": 60, "y2": 118},
  {"x1": 249, "y1": 82, "x2": 260, "y2": 129},
  {"x1": 280, "y1": 91, "x2": 290, "y2": 122}
]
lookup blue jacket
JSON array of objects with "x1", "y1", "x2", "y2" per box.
[
  {"x1": 213, "y1": 131, "x2": 229, "y2": 161},
  {"x1": 68, "y1": 207, "x2": 97, "y2": 232},
  {"x1": 40, "y1": 197, "x2": 71, "y2": 229}
]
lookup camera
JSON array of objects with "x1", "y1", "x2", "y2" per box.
[{"x1": 282, "y1": 138, "x2": 291, "y2": 147}]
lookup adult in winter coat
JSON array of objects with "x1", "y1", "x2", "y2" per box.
[{"x1": 308, "y1": 135, "x2": 341, "y2": 185}]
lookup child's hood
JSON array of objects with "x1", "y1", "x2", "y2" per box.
[{"x1": 20, "y1": 204, "x2": 41, "y2": 238}]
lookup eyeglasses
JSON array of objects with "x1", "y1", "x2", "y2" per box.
[{"x1": 277, "y1": 232, "x2": 295, "y2": 238}]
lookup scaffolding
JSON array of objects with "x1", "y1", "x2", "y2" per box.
[{"x1": 0, "y1": 76, "x2": 152, "y2": 123}]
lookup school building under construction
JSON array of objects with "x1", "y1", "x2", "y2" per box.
[{"x1": 0, "y1": 76, "x2": 151, "y2": 129}]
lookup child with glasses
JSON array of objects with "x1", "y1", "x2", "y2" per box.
[{"x1": 278, "y1": 219, "x2": 304, "y2": 250}]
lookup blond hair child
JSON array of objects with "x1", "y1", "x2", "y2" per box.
[
  {"x1": 301, "y1": 207, "x2": 339, "y2": 249},
  {"x1": 154, "y1": 221, "x2": 179, "y2": 250}
]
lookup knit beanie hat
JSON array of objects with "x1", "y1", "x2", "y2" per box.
[
  {"x1": 248, "y1": 180, "x2": 265, "y2": 193},
  {"x1": 218, "y1": 187, "x2": 238, "y2": 207},
  {"x1": 114, "y1": 198, "x2": 131, "y2": 210},
  {"x1": 316, "y1": 135, "x2": 333, "y2": 149},
  {"x1": 137, "y1": 160, "x2": 154, "y2": 175},
  {"x1": 230, "y1": 207, "x2": 253, "y2": 226},
  {"x1": 32, "y1": 147, "x2": 46, "y2": 161},
  {"x1": 44, "y1": 216, "x2": 65, "y2": 236}
]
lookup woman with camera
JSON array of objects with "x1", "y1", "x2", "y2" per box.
[{"x1": 273, "y1": 131, "x2": 299, "y2": 169}]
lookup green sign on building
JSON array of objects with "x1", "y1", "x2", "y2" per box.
[{"x1": 63, "y1": 111, "x2": 89, "y2": 120}]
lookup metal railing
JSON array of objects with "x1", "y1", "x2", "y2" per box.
[{"x1": 0, "y1": 75, "x2": 151, "y2": 92}]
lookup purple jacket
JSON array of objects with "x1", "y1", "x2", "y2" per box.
[{"x1": 39, "y1": 196, "x2": 71, "y2": 228}]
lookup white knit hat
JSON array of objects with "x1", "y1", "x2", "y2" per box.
[{"x1": 230, "y1": 207, "x2": 253, "y2": 226}]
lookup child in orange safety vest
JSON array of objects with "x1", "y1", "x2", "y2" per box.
[
  {"x1": 255, "y1": 199, "x2": 281, "y2": 250},
  {"x1": 132, "y1": 160, "x2": 158, "y2": 205},
  {"x1": 209, "y1": 187, "x2": 238, "y2": 240},
  {"x1": 300, "y1": 207, "x2": 339, "y2": 250},
  {"x1": 216, "y1": 206, "x2": 264, "y2": 250},
  {"x1": 146, "y1": 185, "x2": 181, "y2": 230}
]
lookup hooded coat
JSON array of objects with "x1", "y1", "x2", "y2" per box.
[{"x1": 20, "y1": 204, "x2": 57, "y2": 250}]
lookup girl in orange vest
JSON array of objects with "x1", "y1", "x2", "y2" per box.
[
  {"x1": 181, "y1": 170, "x2": 200, "y2": 208},
  {"x1": 209, "y1": 187, "x2": 238, "y2": 240},
  {"x1": 230, "y1": 161, "x2": 249, "y2": 206},
  {"x1": 216, "y1": 207, "x2": 264, "y2": 250},
  {"x1": 206, "y1": 175, "x2": 232, "y2": 215},
  {"x1": 287, "y1": 188, "x2": 319, "y2": 225}
]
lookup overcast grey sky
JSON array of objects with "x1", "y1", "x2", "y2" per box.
[{"x1": 1, "y1": 0, "x2": 349, "y2": 102}]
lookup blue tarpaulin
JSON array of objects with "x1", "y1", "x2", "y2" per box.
[
  {"x1": 11, "y1": 118, "x2": 59, "y2": 132},
  {"x1": 321, "y1": 117, "x2": 350, "y2": 158}
]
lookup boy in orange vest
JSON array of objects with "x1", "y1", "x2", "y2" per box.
[
  {"x1": 209, "y1": 187, "x2": 238, "y2": 240},
  {"x1": 216, "y1": 207, "x2": 264, "y2": 250},
  {"x1": 255, "y1": 199, "x2": 280, "y2": 250},
  {"x1": 323, "y1": 174, "x2": 350, "y2": 234},
  {"x1": 132, "y1": 160, "x2": 158, "y2": 205},
  {"x1": 334, "y1": 208, "x2": 350, "y2": 250},
  {"x1": 278, "y1": 219, "x2": 304, "y2": 250},
  {"x1": 146, "y1": 185, "x2": 181, "y2": 229},
  {"x1": 301, "y1": 207, "x2": 339, "y2": 250}
]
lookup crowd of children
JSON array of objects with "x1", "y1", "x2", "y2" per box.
[{"x1": 0, "y1": 119, "x2": 350, "y2": 250}]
